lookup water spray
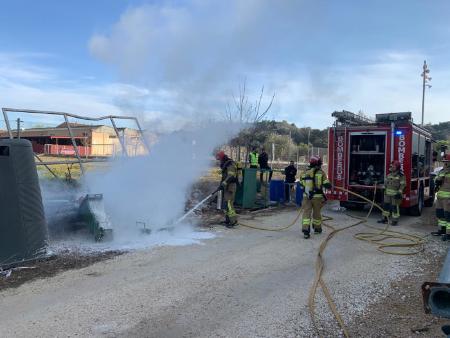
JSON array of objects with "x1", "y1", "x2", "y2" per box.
[{"x1": 176, "y1": 189, "x2": 220, "y2": 224}]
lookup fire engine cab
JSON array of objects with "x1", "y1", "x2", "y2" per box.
[{"x1": 327, "y1": 110, "x2": 434, "y2": 216}]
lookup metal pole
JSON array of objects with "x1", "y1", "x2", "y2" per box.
[
  {"x1": 109, "y1": 117, "x2": 128, "y2": 157},
  {"x1": 272, "y1": 142, "x2": 275, "y2": 163},
  {"x1": 421, "y1": 62, "x2": 426, "y2": 126},
  {"x1": 63, "y1": 114, "x2": 85, "y2": 176},
  {"x1": 2, "y1": 107, "x2": 137, "y2": 122},
  {"x1": 390, "y1": 122, "x2": 395, "y2": 163},
  {"x1": 35, "y1": 158, "x2": 107, "y2": 165},
  {"x1": 133, "y1": 118, "x2": 150, "y2": 154},
  {"x1": 34, "y1": 154, "x2": 59, "y2": 179},
  {"x1": 16, "y1": 118, "x2": 21, "y2": 139},
  {"x1": 307, "y1": 128, "x2": 311, "y2": 159},
  {"x1": 2, "y1": 108, "x2": 13, "y2": 139},
  {"x1": 421, "y1": 60, "x2": 431, "y2": 126}
]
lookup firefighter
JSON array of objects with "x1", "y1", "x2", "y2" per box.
[
  {"x1": 249, "y1": 147, "x2": 259, "y2": 169},
  {"x1": 216, "y1": 151, "x2": 238, "y2": 227},
  {"x1": 300, "y1": 156, "x2": 331, "y2": 239},
  {"x1": 432, "y1": 154, "x2": 450, "y2": 240},
  {"x1": 378, "y1": 160, "x2": 406, "y2": 225}
]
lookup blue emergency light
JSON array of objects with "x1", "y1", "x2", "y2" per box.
[{"x1": 395, "y1": 130, "x2": 403, "y2": 136}]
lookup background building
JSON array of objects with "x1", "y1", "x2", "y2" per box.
[{"x1": 0, "y1": 122, "x2": 147, "y2": 157}]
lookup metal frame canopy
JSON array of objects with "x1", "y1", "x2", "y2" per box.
[{"x1": 2, "y1": 107, "x2": 150, "y2": 176}]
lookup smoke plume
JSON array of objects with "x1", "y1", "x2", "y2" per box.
[{"x1": 84, "y1": 122, "x2": 237, "y2": 247}]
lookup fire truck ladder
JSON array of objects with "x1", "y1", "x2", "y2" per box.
[{"x1": 332, "y1": 110, "x2": 374, "y2": 126}]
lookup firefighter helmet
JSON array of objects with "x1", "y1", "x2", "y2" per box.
[
  {"x1": 216, "y1": 150, "x2": 225, "y2": 161},
  {"x1": 309, "y1": 156, "x2": 322, "y2": 167},
  {"x1": 391, "y1": 160, "x2": 401, "y2": 171}
]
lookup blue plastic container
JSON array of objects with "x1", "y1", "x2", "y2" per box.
[
  {"x1": 269, "y1": 180, "x2": 285, "y2": 203},
  {"x1": 296, "y1": 182, "x2": 303, "y2": 207}
]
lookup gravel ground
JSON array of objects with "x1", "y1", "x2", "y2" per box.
[
  {"x1": 0, "y1": 202, "x2": 446, "y2": 338},
  {"x1": 0, "y1": 250, "x2": 122, "y2": 291},
  {"x1": 349, "y1": 249, "x2": 448, "y2": 337}
]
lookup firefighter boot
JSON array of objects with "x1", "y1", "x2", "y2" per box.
[
  {"x1": 391, "y1": 219, "x2": 398, "y2": 226},
  {"x1": 303, "y1": 230, "x2": 310, "y2": 239},
  {"x1": 377, "y1": 217, "x2": 388, "y2": 224},
  {"x1": 224, "y1": 215, "x2": 237, "y2": 228},
  {"x1": 442, "y1": 230, "x2": 450, "y2": 242},
  {"x1": 314, "y1": 228, "x2": 322, "y2": 234},
  {"x1": 226, "y1": 216, "x2": 237, "y2": 228},
  {"x1": 431, "y1": 226, "x2": 446, "y2": 236},
  {"x1": 223, "y1": 215, "x2": 230, "y2": 225}
]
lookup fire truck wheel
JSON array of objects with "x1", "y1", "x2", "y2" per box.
[{"x1": 409, "y1": 186, "x2": 424, "y2": 216}]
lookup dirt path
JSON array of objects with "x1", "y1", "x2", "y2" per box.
[{"x1": 0, "y1": 205, "x2": 446, "y2": 337}]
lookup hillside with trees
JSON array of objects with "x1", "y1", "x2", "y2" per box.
[
  {"x1": 425, "y1": 121, "x2": 450, "y2": 142},
  {"x1": 230, "y1": 120, "x2": 450, "y2": 161}
]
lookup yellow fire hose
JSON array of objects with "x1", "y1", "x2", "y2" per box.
[{"x1": 238, "y1": 185, "x2": 426, "y2": 338}]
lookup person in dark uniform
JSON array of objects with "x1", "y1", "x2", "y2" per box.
[
  {"x1": 258, "y1": 147, "x2": 273, "y2": 182},
  {"x1": 284, "y1": 160, "x2": 297, "y2": 202}
]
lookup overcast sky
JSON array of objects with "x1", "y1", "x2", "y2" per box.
[{"x1": 1, "y1": 0, "x2": 449, "y2": 130}]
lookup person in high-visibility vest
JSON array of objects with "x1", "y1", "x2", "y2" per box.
[
  {"x1": 432, "y1": 153, "x2": 450, "y2": 240},
  {"x1": 216, "y1": 151, "x2": 238, "y2": 227},
  {"x1": 300, "y1": 156, "x2": 331, "y2": 239},
  {"x1": 378, "y1": 160, "x2": 406, "y2": 226},
  {"x1": 249, "y1": 147, "x2": 259, "y2": 169}
]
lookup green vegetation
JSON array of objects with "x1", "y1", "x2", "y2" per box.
[
  {"x1": 230, "y1": 120, "x2": 327, "y2": 160},
  {"x1": 425, "y1": 121, "x2": 450, "y2": 142},
  {"x1": 229, "y1": 119, "x2": 450, "y2": 161},
  {"x1": 36, "y1": 155, "x2": 110, "y2": 181},
  {"x1": 231, "y1": 120, "x2": 328, "y2": 148}
]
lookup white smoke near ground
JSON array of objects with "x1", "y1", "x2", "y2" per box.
[
  {"x1": 80, "y1": 121, "x2": 238, "y2": 249},
  {"x1": 38, "y1": 121, "x2": 238, "y2": 252},
  {"x1": 75, "y1": 1, "x2": 291, "y2": 250}
]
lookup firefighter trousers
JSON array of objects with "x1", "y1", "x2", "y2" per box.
[
  {"x1": 224, "y1": 182, "x2": 237, "y2": 224},
  {"x1": 302, "y1": 196, "x2": 324, "y2": 233},
  {"x1": 436, "y1": 197, "x2": 450, "y2": 231},
  {"x1": 382, "y1": 194, "x2": 401, "y2": 221}
]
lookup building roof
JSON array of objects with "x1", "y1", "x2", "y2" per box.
[
  {"x1": 0, "y1": 123, "x2": 140, "y2": 139},
  {"x1": 56, "y1": 122, "x2": 103, "y2": 129}
]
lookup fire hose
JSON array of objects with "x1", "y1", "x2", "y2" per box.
[
  {"x1": 238, "y1": 185, "x2": 426, "y2": 338},
  {"x1": 179, "y1": 184, "x2": 426, "y2": 337}
]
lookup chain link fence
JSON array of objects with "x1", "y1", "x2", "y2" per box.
[{"x1": 222, "y1": 144, "x2": 328, "y2": 174}]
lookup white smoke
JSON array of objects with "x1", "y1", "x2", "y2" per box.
[
  {"x1": 88, "y1": 1, "x2": 314, "y2": 122},
  {"x1": 83, "y1": 1, "x2": 272, "y2": 248},
  {"x1": 84, "y1": 122, "x2": 238, "y2": 247}
]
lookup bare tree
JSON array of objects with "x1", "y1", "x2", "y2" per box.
[
  {"x1": 225, "y1": 79, "x2": 275, "y2": 124},
  {"x1": 224, "y1": 79, "x2": 276, "y2": 161}
]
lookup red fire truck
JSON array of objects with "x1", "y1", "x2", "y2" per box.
[{"x1": 327, "y1": 111, "x2": 434, "y2": 215}]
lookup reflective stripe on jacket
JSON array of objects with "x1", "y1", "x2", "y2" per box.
[
  {"x1": 385, "y1": 172, "x2": 406, "y2": 196},
  {"x1": 436, "y1": 169, "x2": 450, "y2": 199},
  {"x1": 221, "y1": 159, "x2": 238, "y2": 186},
  {"x1": 300, "y1": 168, "x2": 330, "y2": 198}
]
